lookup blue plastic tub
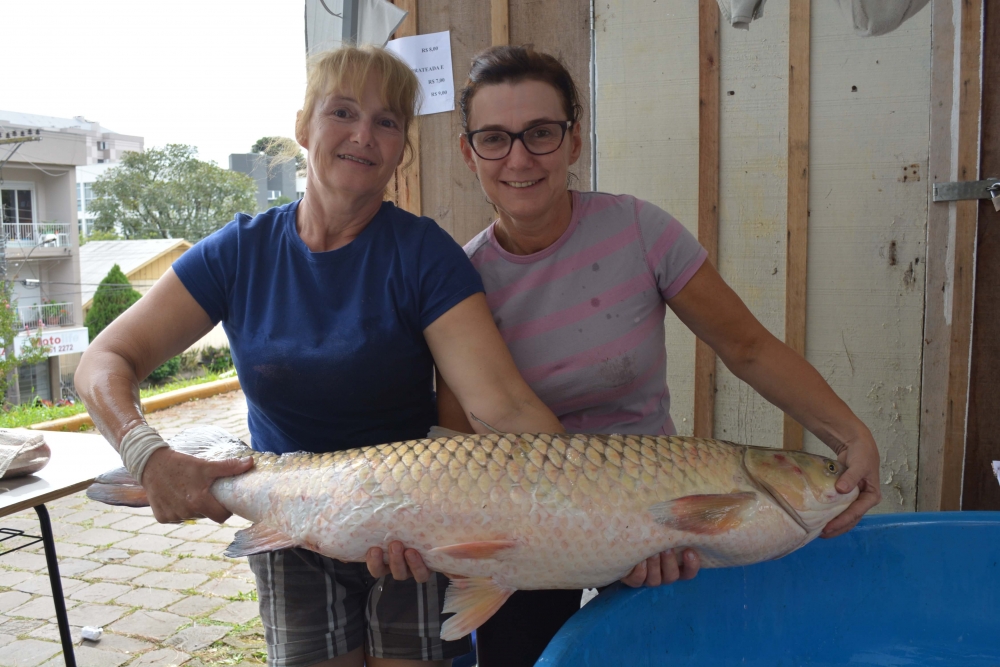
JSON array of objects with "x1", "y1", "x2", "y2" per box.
[{"x1": 537, "y1": 512, "x2": 1000, "y2": 666}]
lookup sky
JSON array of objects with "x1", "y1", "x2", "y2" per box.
[{"x1": 0, "y1": 0, "x2": 309, "y2": 167}]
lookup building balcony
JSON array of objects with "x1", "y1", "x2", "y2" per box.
[
  {"x1": 16, "y1": 302, "x2": 74, "y2": 329},
  {"x1": 3, "y1": 222, "x2": 71, "y2": 255}
]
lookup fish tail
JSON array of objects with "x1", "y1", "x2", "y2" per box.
[{"x1": 86, "y1": 467, "x2": 149, "y2": 507}]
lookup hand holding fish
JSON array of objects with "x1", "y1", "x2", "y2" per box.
[
  {"x1": 366, "y1": 542, "x2": 433, "y2": 584},
  {"x1": 142, "y1": 448, "x2": 254, "y2": 524},
  {"x1": 820, "y1": 433, "x2": 882, "y2": 538},
  {"x1": 620, "y1": 548, "x2": 700, "y2": 588}
]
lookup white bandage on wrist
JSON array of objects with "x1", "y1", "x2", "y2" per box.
[{"x1": 119, "y1": 425, "x2": 169, "y2": 484}]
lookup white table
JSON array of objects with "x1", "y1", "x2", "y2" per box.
[{"x1": 0, "y1": 430, "x2": 123, "y2": 667}]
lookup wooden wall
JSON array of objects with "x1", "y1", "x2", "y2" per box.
[
  {"x1": 409, "y1": 0, "x2": 591, "y2": 246},
  {"x1": 594, "y1": 0, "x2": 933, "y2": 513}
]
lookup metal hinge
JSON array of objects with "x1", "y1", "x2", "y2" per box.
[{"x1": 932, "y1": 179, "x2": 999, "y2": 202}]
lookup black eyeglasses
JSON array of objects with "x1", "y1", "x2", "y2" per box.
[{"x1": 465, "y1": 121, "x2": 573, "y2": 160}]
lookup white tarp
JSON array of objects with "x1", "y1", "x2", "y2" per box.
[{"x1": 305, "y1": 0, "x2": 408, "y2": 56}]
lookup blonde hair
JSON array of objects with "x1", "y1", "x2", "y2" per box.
[{"x1": 296, "y1": 45, "x2": 420, "y2": 169}]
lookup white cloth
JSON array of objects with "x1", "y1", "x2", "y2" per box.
[
  {"x1": 119, "y1": 425, "x2": 168, "y2": 484},
  {"x1": 0, "y1": 430, "x2": 44, "y2": 478},
  {"x1": 306, "y1": 0, "x2": 408, "y2": 55},
  {"x1": 717, "y1": 0, "x2": 767, "y2": 30},
  {"x1": 835, "y1": 0, "x2": 931, "y2": 37}
]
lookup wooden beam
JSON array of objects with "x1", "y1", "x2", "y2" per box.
[
  {"x1": 941, "y1": 0, "x2": 984, "y2": 510},
  {"x1": 782, "y1": 0, "x2": 810, "y2": 451},
  {"x1": 693, "y1": 0, "x2": 720, "y2": 439},
  {"x1": 392, "y1": 0, "x2": 421, "y2": 216},
  {"x1": 491, "y1": 0, "x2": 509, "y2": 46}
]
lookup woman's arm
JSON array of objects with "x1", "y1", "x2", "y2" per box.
[
  {"x1": 667, "y1": 262, "x2": 882, "y2": 537},
  {"x1": 75, "y1": 269, "x2": 253, "y2": 523},
  {"x1": 425, "y1": 293, "x2": 564, "y2": 434}
]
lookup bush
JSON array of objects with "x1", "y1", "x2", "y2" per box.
[
  {"x1": 148, "y1": 356, "x2": 181, "y2": 383},
  {"x1": 200, "y1": 346, "x2": 233, "y2": 374},
  {"x1": 84, "y1": 264, "x2": 143, "y2": 342}
]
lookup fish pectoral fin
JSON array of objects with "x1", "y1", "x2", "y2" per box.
[
  {"x1": 224, "y1": 523, "x2": 298, "y2": 558},
  {"x1": 650, "y1": 492, "x2": 757, "y2": 535},
  {"x1": 441, "y1": 577, "x2": 515, "y2": 641},
  {"x1": 429, "y1": 540, "x2": 518, "y2": 560}
]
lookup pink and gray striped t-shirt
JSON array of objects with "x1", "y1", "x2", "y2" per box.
[{"x1": 465, "y1": 190, "x2": 707, "y2": 435}]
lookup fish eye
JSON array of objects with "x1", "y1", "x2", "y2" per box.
[{"x1": 827, "y1": 462, "x2": 838, "y2": 473}]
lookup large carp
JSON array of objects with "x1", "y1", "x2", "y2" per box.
[{"x1": 88, "y1": 426, "x2": 857, "y2": 640}]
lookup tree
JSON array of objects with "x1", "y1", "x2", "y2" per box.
[
  {"x1": 90, "y1": 144, "x2": 257, "y2": 242},
  {"x1": 84, "y1": 265, "x2": 142, "y2": 343},
  {"x1": 0, "y1": 281, "x2": 50, "y2": 403},
  {"x1": 251, "y1": 136, "x2": 306, "y2": 172},
  {"x1": 79, "y1": 229, "x2": 122, "y2": 246}
]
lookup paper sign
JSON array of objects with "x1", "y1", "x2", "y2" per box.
[{"x1": 385, "y1": 31, "x2": 455, "y2": 116}]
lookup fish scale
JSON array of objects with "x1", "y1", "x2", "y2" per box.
[{"x1": 88, "y1": 426, "x2": 857, "y2": 641}]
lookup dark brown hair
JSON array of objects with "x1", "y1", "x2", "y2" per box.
[{"x1": 459, "y1": 45, "x2": 583, "y2": 131}]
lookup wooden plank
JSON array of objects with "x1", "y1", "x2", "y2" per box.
[
  {"x1": 918, "y1": 0, "x2": 962, "y2": 511},
  {"x1": 419, "y1": 1, "x2": 495, "y2": 245},
  {"x1": 693, "y1": 0, "x2": 719, "y2": 439},
  {"x1": 782, "y1": 0, "x2": 810, "y2": 451},
  {"x1": 509, "y1": 0, "x2": 592, "y2": 198},
  {"x1": 941, "y1": 0, "x2": 983, "y2": 510},
  {"x1": 392, "y1": 0, "x2": 421, "y2": 216},
  {"x1": 964, "y1": 0, "x2": 998, "y2": 511},
  {"x1": 491, "y1": 0, "x2": 509, "y2": 46}
]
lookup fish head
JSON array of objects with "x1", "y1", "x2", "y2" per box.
[{"x1": 744, "y1": 448, "x2": 859, "y2": 532}]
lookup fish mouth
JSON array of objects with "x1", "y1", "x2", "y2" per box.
[{"x1": 740, "y1": 447, "x2": 811, "y2": 534}]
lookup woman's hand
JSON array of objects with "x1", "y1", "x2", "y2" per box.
[
  {"x1": 621, "y1": 548, "x2": 700, "y2": 588},
  {"x1": 366, "y1": 541, "x2": 432, "y2": 583},
  {"x1": 821, "y1": 434, "x2": 882, "y2": 538},
  {"x1": 142, "y1": 448, "x2": 254, "y2": 524}
]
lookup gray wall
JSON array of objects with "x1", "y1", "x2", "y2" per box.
[{"x1": 229, "y1": 154, "x2": 296, "y2": 212}]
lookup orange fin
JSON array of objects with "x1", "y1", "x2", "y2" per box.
[
  {"x1": 441, "y1": 577, "x2": 515, "y2": 641},
  {"x1": 429, "y1": 540, "x2": 517, "y2": 560},
  {"x1": 86, "y1": 467, "x2": 148, "y2": 507},
  {"x1": 224, "y1": 523, "x2": 298, "y2": 558},
  {"x1": 650, "y1": 492, "x2": 757, "y2": 535}
]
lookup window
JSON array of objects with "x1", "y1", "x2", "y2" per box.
[
  {"x1": 1, "y1": 186, "x2": 35, "y2": 226},
  {"x1": 81, "y1": 183, "x2": 95, "y2": 212},
  {"x1": 267, "y1": 190, "x2": 282, "y2": 201},
  {"x1": 96, "y1": 140, "x2": 107, "y2": 150}
]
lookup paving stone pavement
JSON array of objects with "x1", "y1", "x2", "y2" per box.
[{"x1": 0, "y1": 390, "x2": 266, "y2": 667}]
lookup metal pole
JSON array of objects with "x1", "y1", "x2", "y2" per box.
[
  {"x1": 342, "y1": 0, "x2": 359, "y2": 44},
  {"x1": 35, "y1": 505, "x2": 76, "y2": 667}
]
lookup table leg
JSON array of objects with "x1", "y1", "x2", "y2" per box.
[{"x1": 34, "y1": 505, "x2": 76, "y2": 667}]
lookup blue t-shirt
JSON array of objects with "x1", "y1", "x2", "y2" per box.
[{"x1": 173, "y1": 200, "x2": 484, "y2": 454}]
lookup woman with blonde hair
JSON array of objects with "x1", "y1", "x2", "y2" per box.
[{"x1": 75, "y1": 45, "x2": 565, "y2": 667}]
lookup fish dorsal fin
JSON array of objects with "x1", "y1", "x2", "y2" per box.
[
  {"x1": 469, "y1": 413, "x2": 503, "y2": 435},
  {"x1": 440, "y1": 577, "x2": 515, "y2": 641},
  {"x1": 427, "y1": 426, "x2": 470, "y2": 439},
  {"x1": 429, "y1": 540, "x2": 517, "y2": 559},
  {"x1": 224, "y1": 523, "x2": 298, "y2": 558},
  {"x1": 650, "y1": 492, "x2": 757, "y2": 535}
]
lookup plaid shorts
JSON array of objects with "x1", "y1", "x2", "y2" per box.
[{"x1": 248, "y1": 548, "x2": 472, "y2": 666}]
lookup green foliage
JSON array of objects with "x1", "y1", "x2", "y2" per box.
[
  {"x1": 90, "y1": 144, "x2": 257, "y2": 241},
  {"x1": 79, "y1": 229, "x2": 122, "y2": 246},
  {"x1": 84, "y1": 265, "x2": 142, "y2": 343},
  {"x1": 251, "y1": 136, "x2": 305, "y2": 171},
  {"x1": 0, "y1": 281, "x2": 51, "y2": 403},
  {"x1": 200, "y1": 346, "x2": 234, "y2": 373},
  {"x1": 148, "y1": 355, "x2": 181, "y2": 383},
  {"x1": 270, "y1": 195, "x2": 293, "y2": 207},
  {"x1": 0, "y1": 371, "x2": 230, "y2": 428}
]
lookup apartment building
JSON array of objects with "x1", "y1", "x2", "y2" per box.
[{"x1": 0, "y1": 111, "x2": 142, "y2": 403}]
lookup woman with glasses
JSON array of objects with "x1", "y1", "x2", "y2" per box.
[{"x1": 374, "y1": 45, "x2": 883, "y2": 667}]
